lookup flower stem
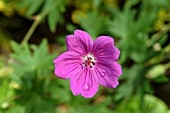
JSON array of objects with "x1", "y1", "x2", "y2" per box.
[
  {"x1": 21, "y1": 1, "x2": 59, "y2": 45},
  {"x1": 21, "y1": 16, "x2": 41, "y2": 45}
]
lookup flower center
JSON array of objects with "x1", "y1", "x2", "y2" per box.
[{"x1": 83, "y1": 54, "x2": 96, "y2": 68}]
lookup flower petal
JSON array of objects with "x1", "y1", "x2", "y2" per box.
[
  {"x1": 53, "y1": 51, "x2": 83, "y2": 79},
  {"x1": 94, "y1": 62, "x2": 122, "y2": 88},
  {"x1": 70, "y1": 69, "x2": 98, "y2": 98},
  {"x1": 92, "y1": 36, "x2": 120, "y2": 63},
  {"x1": 66, "y1": 30, "x2": 93, "y2": 55}
]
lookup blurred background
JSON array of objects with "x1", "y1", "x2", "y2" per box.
[{"x1": 0, "y1": 0, "x2": 170, "y2": 113}]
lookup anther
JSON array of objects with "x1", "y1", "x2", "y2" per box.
[
  {"x1": 91, "y1": 62, "x2": 95, "y2": 65},
  {"x1": 82, "y1": 54, "x2": 96, "y2": 68}
]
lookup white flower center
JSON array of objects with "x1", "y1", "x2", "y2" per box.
[{"x1": 82, "y1": 54, "x2": 96, "y2": 68}]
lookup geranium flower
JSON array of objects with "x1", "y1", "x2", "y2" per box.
[{"x1": 53, "y1": 30, "x2": 122, "y2": 98}]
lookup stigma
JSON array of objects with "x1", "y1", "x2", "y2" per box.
[{"x1": 82, "y1": 54, "x2": 96, "y2": 68}]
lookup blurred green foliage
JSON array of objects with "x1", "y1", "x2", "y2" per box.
[{"x1": 0, "y1": 0, "x2": 170, "y2": 113}]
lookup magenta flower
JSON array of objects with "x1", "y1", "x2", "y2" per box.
[{"x1": 53, "y1": 30, "x2": 122, "y2": 98}]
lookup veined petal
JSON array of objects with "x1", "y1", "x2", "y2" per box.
[
  {"x1": 94, "y1": 62, "x2": 122, "y2": 88},
  {"x1": 70, "y1": 69, "x2": 98, "y2": 98},
  {"x1": 112, "y1": 62, "x2": 122, "y2": 77},
  {"x1": 66, "y1": 30, "x2": 93, "y2": 55},
  {"x1": 92, "y1": 36, "x2": 120, "y2": 63},
  {"x1": 53, "y1": 51, "x2": 83, "y2": 79}
]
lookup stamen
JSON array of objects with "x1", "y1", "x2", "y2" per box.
[
  {"x1": 82, "y1": 54, "x2": 96, "y2": 68},
  {"x1": 91, "y1": 62, "x2": 95, "y2": 65}
]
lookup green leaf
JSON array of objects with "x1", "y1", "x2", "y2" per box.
[
  {"x1": 93, "y1": 0, "x2": 102, "y2": 8},
  {"x1": 68, "y1": 104, "x2": 113, "y2": 113},
  {"x1": 10, "y1": 41, "x2": 21, "y2": 53},
  {"x1": 48, "y1": 9, "x2": 59, "y2": 32},
  {"x1": 146, "y1": 65, "x2": 166, "y2": 79},
  {"x1": 115, "y1": 93, "x2": 169, "y2": 113},
  {"x1": 78, "y1": 12, "x2": 109, "y2": 39},
  {"x1": 26, "y1": 0, "x2": 44, "y2": 16},
  {"x1": 109, "y1": 9, "x2": 136, "y2": 38},
  {"x1": 17, "y1": 0, "x2": 32, "y2": 9},
  {"x1": 143, "y1": 94, "x2": 168, "y2": 113},
  {"x1": 10, "y1": 39, "x2": 55, "y2": 90},
  {"x1": 41, "y1": 0, "x2": 54, "y2": 12},
  {"x1": 153, "y1": 75, "x2": 169, "y2": 83},
  {"x1": 6, "y1": 106, "x2": 26, "y2": 113}
]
